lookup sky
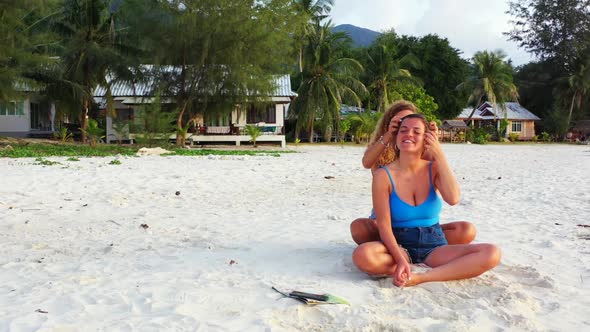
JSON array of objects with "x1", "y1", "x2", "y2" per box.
[{"x1": 330, "y1": 0, "x2": 536, "y2": 66}]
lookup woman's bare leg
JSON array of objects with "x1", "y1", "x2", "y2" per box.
[
  {"x1": 352, "y1": 219, "x2": 477, "y2": 245},
  {"x1": 405, "y1": 243, "x2": 501, "y2": 286},
  {"x1": 352, "y1": 241, "x2": 411, "y2": 276},
  {"x1": 350, "y1": 218, "x2": 380, "y2": 245},
  {"x1": 441, "y1": 221, "x2": 477, "y2": 244}
]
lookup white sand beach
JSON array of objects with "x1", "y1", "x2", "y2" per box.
[{"x1": 1, "y1": 144, "x2": 589, "y2": 331}]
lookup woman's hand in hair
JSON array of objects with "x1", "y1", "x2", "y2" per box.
[{"x1": 424, "y1": 131, "x2": 443, "y2": 161}]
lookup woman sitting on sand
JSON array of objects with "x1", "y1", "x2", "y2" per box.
[
  {"x1": 350, "y1": 100, "x2": 476, "y2": 246},
  {"x1": 352, "y1": 114, "x2": 501, "y2": 286}
]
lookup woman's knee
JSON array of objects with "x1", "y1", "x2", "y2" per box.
[
  {"x1": 350, "y1": 218, "x2": 377, "y2": 245},
  {"x1": 447, "y1": 221, "x2": 477, "y2": 244},
  {"x1": 350, "y1": 219, "x2": 364, "y2": 244},
  {"x1": 480, "y1": 244, "x2": 501, "y2": 270},
  {"x1": 462, "y1": 222, "x2": 477, "y2": 243},
  {"x1": 352, "y1": 245, "x2": 376, "y2": 271}
]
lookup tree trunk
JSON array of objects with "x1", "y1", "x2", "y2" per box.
[
  {"x1": 308, "y1": 118, "x2": 315, "y2": 143},
  {"x1": 294, "y1": 125, "x2": 300, "y2": 141},
  {"x1": 298, "y1": 47, "x2": 303, "y2": 73},
  {"x1": 567, "y1": 91, "x2": 576, "y2": 130},
  {"x1": 176, "y1": 102, "x2": 187, "y2": 147},
  {"x1": 81, "y1": 99, "x2": 88, "y2": 144}
]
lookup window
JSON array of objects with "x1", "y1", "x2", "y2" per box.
[
  {"x1": 511, "y1": 121, "x2": 522, "y2": 132},
  {"x1": 0, "y1": 101, "x2": 24, "y2": 116},
  {"x1": 204, "y1": 112, "x2": 230, "y2": 126},
  {"x1": 247, "y1": 105, "x2": 276, "y2": 124},
  {"x1": 30, "y1": 103, "x2": 40, "y2": 129}
]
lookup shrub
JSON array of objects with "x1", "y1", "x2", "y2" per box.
[
  {"x1": 508, "y1": 133, "x2": 520, "y2": 142},
  {"x1": 467, "y1": 127, "x2": 492, "y2": 144},
  {"x1": 245, "y1": 125, "x2": 262, "y2": 147},
  {"x1": 80, "y1": 119, "x2": 105, "y2": 147},
  {"x1": 54, "y1": 127, "x2": 73, "y2": 143},
  {"x1": 541, "y1": 131, "x2": 552, "y2": 142}
]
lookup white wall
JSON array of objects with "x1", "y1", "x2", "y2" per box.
[{"x1": 0, "y1": 99, "x2": 30, "y2": 132}]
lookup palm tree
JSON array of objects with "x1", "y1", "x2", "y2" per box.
[
  {"x1": 289, "y1": 21, "x2": 367, "y2": 142},
  {"x1": 459, "y1": 50, "x2": 519, "y2": 122},
  {"x1": 364, "y1": 40, "x2": 420, "y2": 113},
  {"x1": 293, "y1": 0, "x2": 334, "y2": 72},
  {"x1": 50, "y1": 0, "x2": 139, "y2": 143},
  {"x1": 0, "y1": 0, "x2": 57, "y2": 101},
  {"x1": 561, "y1": 59, "x2": 590, "y2": 128},
  {"x1": 347, "y1": 111, "x2": 380, "y2": 143}
]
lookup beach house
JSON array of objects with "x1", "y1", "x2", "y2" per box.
[
  {"x1": 0, "y1": 95, "x2": 56, "y2": 138},
  {"x1": 454, "y1": 101, "x2": 541, "y2": 140},
  {"x1": 94, "y1": 75, "x2": 296, "y2": 147}
]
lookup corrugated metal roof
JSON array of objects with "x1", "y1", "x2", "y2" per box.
[
  {"x1": 94, "y1": 72, "x2": 296, "y2": 98},
  {"x1": 442, "y1": 120, "x2": 468, "y2": 129},
  {"x1": 456, "y1": 102, "x2": 541, "y2": 121}
]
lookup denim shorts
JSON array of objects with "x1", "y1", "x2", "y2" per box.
[{"x1": 392, "y1": 224, "x2": 448, "y2": 264}]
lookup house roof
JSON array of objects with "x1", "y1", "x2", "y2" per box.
[
  {"x1": 442, "y1": 120, "x2": 468, "y2": 129},
  {"x1": 456, "y1": 102, "x2": 541, "y2": 121},
  {"x1": 94, "y1": 72, "x2": 296, "y2": 98}
]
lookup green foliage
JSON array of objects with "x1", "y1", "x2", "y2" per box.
[
  {"x1": 0, "y1": 0, "x2": 56, "y2": 102},
  {"x1": 167, "y1": 149, "x2": 294, "y2": 157},
  {"x1": 339, "y1": 118, "x2": 352, "y2": 142},
  {"x1": 544, "y1": 108, "x2": 569, "y2": 139},
  {"x1": 290, "y1": 21, "x2": 366, "y2": 142},
  {"x1": 559, "y1": 58, "x2": 590, "y2": 127},
  {"x1": 396, "y1": 34, "x2": 470, "y2": 119},
  {"x1": 459, "y1": 50, "x2": 519, "y2": 121},
  {"x1": 362, "y1": 31, "x2": 421, "y2": 113},
  {"x1": 294, "y1": 138, "x2": 301, "y2": 146},
  {"x1": 111, "y1": 120, "x2": 130, "y2": 145},
  {"x1": 245, "y1": 125, "x2": 262, "y2": 147},
  {"x1": 34, "y1": 157, "x2": 61, "y2": 166},
  {"x1": 514, "y1": 60, "x2": 561, "y2": 121},
  {"x1": 390, "y1": 82, "x2": 439, "y2": 122},
  {"x1": 347, "y1": 111, "x2": 380, "y2": 143},
  {"x1": 54, "y1": 127, "x2": 73, "y2": 143},
  {"x1": 80, "y1": 119, "x2": 105, "y2": 147},
  {"x1": 108, "y1": 159, "x2": 122, "y2": 165},
  {"x1": 506, "y1": 0, "x2": 590, "y2": 72},
  {"x1": 0, "y1": 143, "x2": 138, "y2": 158},
  {"x1": 0, "y1": 143, "x2": 294, "y2": 158},
  {"x1": 541, "y1": 131, "x2": 553, "y2": 142},
  {"x1": 132, "y1": 95, "x2": 176, "y2": 147},
  {"x1": 508, "y1": 133, "x2": 520, "y2": 142},
  {"x1": 531, "y1": 135, "x2": 539, "y2": 142},
  {"x1": 466, "y1": 127, "x2": 493, "y2": 144},
  {"x1": 499, "y1": 118, "x2": 509, "y2": 138},
  {"x1": 34, "y1": 157, "x2": 61, "y2": 165},
  {"x1": 148, "y1": 0, "x2": 301, "y2": 146},
  {"x1": 50, "y1": 0, "x2": 142, "y2": 141}
]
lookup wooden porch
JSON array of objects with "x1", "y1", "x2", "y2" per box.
[{"x1": 189, "y1": 134, "x2": 286, "y2": 148}]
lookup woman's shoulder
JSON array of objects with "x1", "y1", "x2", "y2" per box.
[{"x1": 373, "y1": 164, "x2": 392, "y2": 177}]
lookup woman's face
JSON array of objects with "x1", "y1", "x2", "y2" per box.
[
  {"x1": 396, "y1": 117, "x2": 427, "y2": 153},
  {"x1": 389, "y1": 110, "x2": 414, "y2": 133}
]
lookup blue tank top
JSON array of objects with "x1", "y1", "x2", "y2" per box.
[{"x1": 382, "y1": 163, "x2": 442, "y2": 228}]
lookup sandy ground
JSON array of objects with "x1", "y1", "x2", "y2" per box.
[{"x1": 0, "y1": 144, "x2": 589, "y2": 331}]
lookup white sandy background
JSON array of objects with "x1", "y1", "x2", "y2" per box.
[{"x1": 1, "y1": 144, "x2": 589, "y2": 331}]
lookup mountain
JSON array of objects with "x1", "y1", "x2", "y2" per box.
[{"x1": 332, "y1": 24, "x2": 381, "y2": 47}]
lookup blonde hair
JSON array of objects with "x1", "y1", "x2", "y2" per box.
[{"x1": 369, "y1": 100, "x2": 418, "y2": 167}]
